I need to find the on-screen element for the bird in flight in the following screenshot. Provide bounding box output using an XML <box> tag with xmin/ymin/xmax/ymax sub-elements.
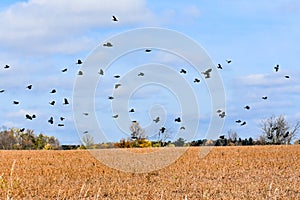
<box><xmin>4</xmin><ymin>65</ymin><xmax>10</xmax><ymax>69</ymax></box>
<box><xmin>145</xmin><ymin>49</ymin><xmax>151</xmax><ymax>53</ymax></box>
<box><xmin>108</xmin><ymin>96</ymin><xmax>114</xmax><ymax>100</ymax></box>
<box><xmin>194</xmin><ymin>78</ymin><xmax>200</xmax><ymax>83</ymax></box>
<box><xmin>129</xmin><ymin>108</ymin><xmax>135</xmax><ymax>113</ymax></box>
<box><xmin>114</xmin><ymin>83</ymin><xmax>121</xmax><ymax>89</ymax></box>
<box><xmin>240</xmin><ymin>121</ymin><xmax>246</xmax><ymax>126</ymax></box>
<box><xmin>50</xmin><ymin>89</ymin><xmax>56</xmax><ymax>94</ymax></box>
<box><xmin>202</xmin><ymin>68</ymin><xmax>212</xmax><ymax>78</ymax></box>
<box><xmin>219</xmin><ymin>111</ymin><xmax>226</xmax><ymax>118</ymax></box>
<box><xmin>76</xmin><ymin>59</ymin><xmax>82</xmax><ymax>64</ymax></box>
<box><xmin>112</xmin><ymin>114</ymin><xmax>118</xmax><ymax>118</ymax></box>
<box><xmin>63</xmin><ymin>98</ymin><xmax>69</xmax><ymax>105</ymax></box>
<box><xmin>244</xmin><ymin>105</ymin><xmax>250</xmax><ymax>110</ymax></box>
<box><xmin>0</xmin><ymin>90</ymin><xmax>4</xmax><ymax>93</ymax></box>
<box><xmin>217</xmin><ymin>64</ymin><xmax>222</xmax><ymax>69</ymax></box>
<box><xmin>103</xmin><ymin>42</ymin><xmax>113</xmax><ymax>47</ymax></box>
<box><xmin>114</xmin><ymin>75</ymin><xmax>120</xmax><ymax>78</ymax></box>
<box><xmin>77</xmin><ymin>71</ymin><xmax>83</xmax><ymax>75</ymax></box>
<box><xmin>13</xmin><ymin>101</ymin><xmax>19</xmax><ymax>105</ymax></box>
<box><xmin>284</xmin><ymin>75</ymin><xmax>290</xmax><ymax>79</ymax></box>
<box><xmin>58</xmin><ymin>124</ymin><xmax>64</xmax><ymax>127</ymax></box>
<box><xmin>98</xmin><ymin>69</ymin><xmax>104</xmax><ymax>75</ymax></box>
<box><xmin>274</xmin><ymin>64</ymin><xmax>279</xmax><ymax>72</ymax></box>
<box><xmin>174</xmin><ymin>117</ymin><xmax>181</xmax><ymax>123</ymax></box>
<box><xmin>262</xmin><ymin>96</ymin><xmax>268</xmax><ymax>100</ymax></box>
<box><xmin>160</xmin><ymin>127</ymin><xmax>166</xmax><ymax>133</ymax></box>
<box><xmin>236</xmin><ymin>120</ymin><xmax>242</xmax><ymax>123</ymax></box>
<box><xmin>83</xmin><ymin>113</ymin><xmax>89</xmax><ymax>116</ymax></box>
<box><xmin>25</xmin><ymin>114</ymin><xmax>35</xmax><ymax>120</ymax></box>
<box><xmin>226</xmin><ymin>59</ymin><xmax>232</xmax><ymax>64</ymax></box>
<box><xmin>49</xmin><ymin>101</ymin><xmax>55</xmax><ymax>106</ymax></box>
<box><xmin>153</xmin><ymin>117</ymin><xmax>160</xmax><ymax>123</ymax></box>
<box><xmin>26</xmin><ymin>84</ymin><xmax>32</xmax><ymax>90</ymax></box>
<box><xmin>138</xmin><ymin>72</ymin><xmax>144</xmax><ymax>76</ymax></box>
<box><xmin>180</xmin><ymin>126</ymin><xmax>186</xmax><ymax>130</ymax></box>
<box><xmin>60</xmin><ymin>117</ymin><xmax>65</xmax><ymax>121</ymax></box>
<box><xmin>180</xmin><ymin>69</ymin><xmax>187</xmax><ymax>74</ymax></box>
<box><xmin>20</xmin><ymin>128</ymin><xmax>25</xmax><ymax>132</ymax></box>
<box><xmin>61</xmin><ymin>68</ymin><xmax>67</xmax><ymax>73</ymax></box>
<box><xmin>48</xmin><ymin>117</ymin><xmax>54</xmax><ymax>124</ymax></box>
<box><xmin>112</xmin><ymin>15</ymin><xmax>118</xmax><ymax>22</ymax></box>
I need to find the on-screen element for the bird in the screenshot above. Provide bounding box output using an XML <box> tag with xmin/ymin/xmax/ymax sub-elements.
<box><xmin>63</xmin><ymin>98</ymin><xmax>69</xmax><ymax>105</ymax></box>
<box><xmin>32</xmin><ymin>114</ymin><xmax>36</xmax><ymax>119</ymax></box>
<box><xmin>20</xmin><ymin>128</ymin><xmax>25</xmax><ymax>132</ymax></box>
<box><xmin>60</xmin><ymin>117</ymin><xmax>65</xmax><ymax>121</ymax></box>
<box><xmin>98</xmin><ymin>69</ymin><xmax>104</xmax><ymax>75</ymax></box>
<box><xmin>194</xmin><ymin>78</ymin><xmax>200</xmax><ymax>83</ymax></box>
<box><xmin>284</xmin><ymin>75</ymin><xmax>290</xmax><ymax>79</ymax></box>
<box><xmin>83</xmin><ymin>113</ymin><xmax>89</xmax><ymax>116</ymax></box>
<box><xmin>160</xmin><ymin>127</ymin><xmax>166</xmax><ymax>133</ymax></box>
<box><xmin>58</xmin><ymin>124</ymin><xmax>64</xmax><ymax>127</ymax></box>
<box><xmin>112</xmin><ymin>15</ymin><xmax>118</xmax><ymax>22</ymax></box>
<box><xmin>77</xmin><ymin>70</ymin><xmax>83</xmax><ymax>75</ymax></box>
<box><xmin>76</xmin><ymin>59</ymin><xmax>82</xmax><ymax>64</ymax></box>
<box><xmin>274</xmin><ymin>64</ymin><xmax>279</xmax><ymax>72</ymax></box>
<box><xmin>283</xmin><ymin>131</ymin><xmax>289</xmax><ymax>138</ymax></box>
<box><xmin>114</xmin><ymin>83</ymin><xmax>121</xmax><ymax>89</ymax></box>
<box><xmin>180</xmin><ymin>69</ymin><xmax>187</xmax><ymax>74</ymax></box>
<box><xmin>180</xmin><ymin>126</ymin><xmax>186</xmax><ymax>130</ymax></box>
<box><xmin>25</xmin><ymin>114</ymin><xmax>33</xmax><ymax>120</ymax></box>
<box><xmin>174</xmin><ymin>117</ymin><xmax>181</xmax><ymax>123</ymax></box>
<box><xmin>216</xmin><ymin>109</ymin><xmax>222</xmax><ymax>113</ymax></box>
<box><xmin>4</xmin><ymin>65</ymin><xmax>10</xmax><ymax>69</ymax></box>
<box><xmin>103</xmin><ymin>42</ymin><xmax>113</xmax><ymax>47</ymax></box>
<box><xmin>219</xmin><ymin>111</ymin><xmax>226</xmax><ymax>118</ymax></box>
<box><xmin>48</xmin><ymin>117</ymin><xmax>54</xmax><ymax>124</ymax></box>
<box><xmin>0</xmin><ymin>90</ymin><xmax>4</xmax><ymax>93</ymax></box>
<box><xmin>217</xmin><ymin>64</ymin><xmax>222</xmax><ymax>69</ymax></box>
<box><xmin>240</xmin><ymin>121</ymin><xmax>246</xmax><ymax>126</ymax></box>
<box><xmin>108</xmin><ymin>96</ymin><xmax>114</xmax><ymax>100</ymax></box>
<box><xmin>61</xmin><ymin>68</ymin><xmax>67</xmax><ymax>73</ymax></box>
<box><xmin>129</xmin><ymin>108</ymin><xmax>135</xmax><ymax>113</ymax></box>
<box><xmin>145</xmin><ymin>49</ymin><xmax>151</xmax><ymax>52</ymax></box>
<box><xmin>114</xmin><ymin>75</ymin><xmax>120</xmax><ymax>78</ymax></box>
<box><xmin>138</xmin><ymin>72</ymin><xmax>144</xmax><ymax>76</ymax></box>
<box><xmin>219</xmin><ymin>135</ymin><xmax>225</xmax><ymax>140</ymax></box>
<box><xmin>226</xmin><ymin>59</ymin><xmax>232</xmax><ymax>64</ymax></box>
<box><xmin>83</xmin><ymin>130</ymin><xmax>89</xmax><ymax>134</ymax></box>
<box><xmin>262</xmin><ymin>96</ymin><xmax>268</xmax><ymax>100</ymax></box>
<box><xmin>153</xmin><ymin>117</ymin><xmax>160</xmax><ymax>123</ymax></box>
<box><xmin>244</xmin><ymin>105</ymin><xmax>250</xmax><ymax>110</ymax></box>
<box><xmin>202</xmin><ymin>68</ymin><xmax>212</xmax><ymax>78</ymax></box>
<box><xmin>13</xmin><ymin>101</ymin><xmax>19</xmax><ymax>105</ymax></box>
<box><xmin>49</xmin><ymin>101</ymin><xmax>55</xmax><ymax>106</ymax></box>
<box><xmin>26</xmin><ymin>84</ymin><xmax>32</xmax><ymax>90</ymax></box>
<box><xmin>112</xmin><ymin>114</ymin><xmax>118</xmax><ymax>118</ymax></box>
<box><xmin>50</xmin><ymin>89</ymin><xmax>56</xmax><ymax>94</ymax></box>
<box><xmin>236</xmin><ymin>120</ymin><xmax>242</xmax><ymax>123</ymax></box>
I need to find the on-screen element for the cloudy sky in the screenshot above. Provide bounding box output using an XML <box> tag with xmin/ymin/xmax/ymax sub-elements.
<box><xmin>0</xmin><ymin>0</ymin><xmax>299</xmax><ymax>144</ymax></box>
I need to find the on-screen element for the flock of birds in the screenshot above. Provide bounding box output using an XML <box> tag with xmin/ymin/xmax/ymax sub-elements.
<box><xmin>1</xmin><ymin>15</ymin><xmax>292</xmax><ymax>139</ymax></box>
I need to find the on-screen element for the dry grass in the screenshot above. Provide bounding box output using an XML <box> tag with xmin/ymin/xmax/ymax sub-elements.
<box><xmin>0</xmin><ymin>145</ymin><xmax>299</xmax><ymax>199</ymax></box>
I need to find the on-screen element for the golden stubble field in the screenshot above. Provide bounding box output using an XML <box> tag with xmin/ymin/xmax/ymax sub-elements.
<box><xmin>0</xmin><ymin>145</ymin><xmax>299</xmax><ymax>199</ymax></box>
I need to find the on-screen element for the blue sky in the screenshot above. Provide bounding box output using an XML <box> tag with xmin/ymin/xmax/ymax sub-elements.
<box><xmin>0</xmin><ymin>0</ymin><xmax>299</xmax><ymax>144</ymax></box>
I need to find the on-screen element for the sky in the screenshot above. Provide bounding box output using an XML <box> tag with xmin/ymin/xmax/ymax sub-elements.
<box><xmin>0</xmin><ymin>0</ymin><xmax>300</xmax><ymax>144</ymax></box>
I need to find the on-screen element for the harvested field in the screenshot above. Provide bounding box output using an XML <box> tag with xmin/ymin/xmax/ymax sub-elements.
<box><xmin>0</xmin><ymin>145</ymin><xmax>299</xmax><ymax>199</ymax></box>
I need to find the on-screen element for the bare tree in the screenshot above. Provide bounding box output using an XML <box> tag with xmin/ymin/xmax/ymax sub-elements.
<box><xmin>82</xmin><ymin>134</ymin><xmax>95</xmax><ymax>149</ymax></box>
<box><xmin>129</xmin><ymin>121</ymin><xmax>145</xmax><ymax>140</ymax></box>
<box><xmin>261</xmin><ymin>115</ymin><xmax>300</xmax><ymax>144</ymax></box>
<box><xmin>227</xmin><ymin>129</ymin><xmax>238</xmax><ymax>144</ymax></box>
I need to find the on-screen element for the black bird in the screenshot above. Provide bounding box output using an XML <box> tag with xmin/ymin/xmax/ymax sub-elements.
<box><xmin>217</xmin><ymin>64</ymin><xmax>222</xmax><ymax>69</ymax></box>
<box><xmin>114</xmin><ymin>83</ymin><xmax>121</xmax><ymax>89</ymax></box>
<box><xmin>226</xmin><ymin>59</ymin><xmax>232</xmax><ymax>64</ymax></box>
<box><xmin>112</xmin><ymin>114</ymin><xmax>118</xmax><ymax>118</ymax></box>
<box><xmin>129</xmin><ymin>108</ymin><xmax>135</xmax><ymax>113</ymax></box>
<box><xmin>48</xmin><ymin>117</ymin><xmax>54</xmax><ymax>124</ymax></box>
<box><xmin>50</xmin><ymin>89</ymin><xmax>56</xmax><ymax>94</ymax></box>
<box><xmin>194</xmin><ymin>78</ymin><xmax>200</xmax><ymax>83</ymax></box>
<box><xmin>58</xmin><ymin>124</ymin><xmax>64</xmax><ymax>127</ymax></box>
<box><xmin>174</xmin><ymin>117</ymin><xmax>181</xmax><ymax>123</ymax></box>
<box><xmin>76</xmin><ymin>59</ymin><xmax>82</xmax><ymax>64</ymax></box>
<box><xmin>83</xmin><ymin>113</ymin><xmax>89</xmax><ymax>116</ymax></box>
<box><xmin>26</xmin><ymin>84</ymin><xmax>32</xmax><ymax>90</ymax></box>
<box><xmin>103</xmin><ymin>42</ymin><xmax>113</xmax><ymax>47</ymax></box>
<box><xmin>153</xmin><ymin>117</ymin><xmax>160</xmax><ymax>123</ymax></box>
<box><xmin>13</xmin><ymin>101</ymin><xmax>19</xmax><ymax>105</ymax></box>
<box><xmin>202</xmin><ymin>68</ymin><xmax>212</xmax><ymax>78</ymax></box>
<box><xmin>284</xmin><ymin>75</ymin><xmax>290</xmax><ymax>79</ymax></box>
<box><xmin>32</xmin><ymin>114</ymin><xmax>36</xmax><ymax>119</ymax></box>
<box><xmin>219</xmin><ymin>111</ymin><xmax>226</xmax><ymax>118</ymax></box>
<box><xmin>180</xmin><ymin>126</ymin><xmax>186</xmax><ymax>130</ymax></box>
<box><xmin>262</xmin><ymin>96</ymin><xmax>268</xmax><ymax>100</ymax></box>
<box><xmin>77</xmin><ymin>70</ymin><xmax>83</xmax><ymax>75</ymax></box>
<box><xmin>138</xmin><ymin>72</ymin><xmax>144</xmax><ymax>76</ymax></box>
<box><xmin>145</xmin><ymin>49</ymin><xmax>151</xmax><ymax>52</ymax></box>
<box><xmin>60</xmin><ymin>117</ymin><xmax>65</xmax><ymax>121</ymax></box>
<box><xmin>180</xmin><ymin>69</ymin><xmax>187</xmax><ymax>74</ymax></box>
<box><xmin>62</xmin><ymin>68</ymin><xmax>67</xmax><ymax>72</ymax></box>
<box><xmin>216</xmin><ymin>109</ymin><xmax>222</xmax><ymax>113</ymax></box>
<box><xmin>112</xmin><ymin>15</ymin><xmax>118</xmax><ymax>22</ymax></box>
<box><xmin>236</xmin><ymin>120</ymin><xmax>242</xmax><ymax>123</ymax></box>
<box><xmin>283</xmin><ymin>131</ymin><xmax>289</xmax><ymax>138</ymax></box>
<box><xmin>25</xmin><ymin>114</ymin><xmax>32</xmax><ymax>120</ymax></box>
<box><xmin>98</xmin><ymin>69</ymin><xmax>104</xmax><ymax>75</ymax></box>
<box><xmin>63</xmin><ymin>98</ymin><xmax>69</xmax><ymax>105</ymax></box>
<box><xmin>274</xmin><ymin>64</ymin><xmax>279</xmax><ymax>72</ymax></box>
<box><xmin>49</xmin><ymin>101</ymin><xmax>55</xmax><ymax>106</ymax></box>
<box><xmin>219</xmin><ymin>135</ymin><xmax>225</xmax><ymax>140</ymax></box>
<box><xmin>108</xmin><ymin>96</ymin><xmax>114</xmax><ymax>100</ymax></box>
<box><xmin>240</xmin><ymin>121</ymin><xmax>246</xmax><ymax>126</ymax></box>
<box><xmin>114</xmin><ymin>75</ymin><xmax>120</xmax><ymax>78</ymax></box>
<box><xmin>244</xmin><ymin>105</ymin><xmax>250</xmax><ymax>110</ymax></box>
<box><xmin>0</xmin><ymin>90</ymin><xmax>4</xmax><ymax>93</ymax></box>
<box><xmin>4</xmin><ymin>64</ymin><xmax>10</xmax><ymax>69</ymax></box>
<box><xmin>160</xmin><ymin>127</ymin><xmax>166</xmax><ymax>133</ymax></box>
<box><xmin>83</xmin><ymin>130</ymin><xmax>89</xmax><ymax>134</ymax></box>
<box><xmin>20</xmin><ymin>128</ymin><xmax>25</xmax><ymax>132</ymax></box>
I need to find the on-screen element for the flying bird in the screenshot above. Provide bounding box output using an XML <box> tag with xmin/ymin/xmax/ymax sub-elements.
<box><xmin>240</xmin><ymin>121</ymin><xmax>247</xmax><ymax>126</ymax></box>
<box><xmin>244</xmin><ymin>105</ymin><xmax>250</xmax><ymax>110</ymax></box>
<box><xmin>103</xmin><ymin>42</ymin><xmax>113</xmax><ymax>47</ymax></box>
<box><xmin>76</xmin><ymin>59</ymin><xmax>82</xmax><ymax>64</ymax></box>
<box><xmin>4</xmin><ymin>65</ymin><xmax>10</xmax><ymax>69</ymax></box>
<box><xmin>217</xmin><ymin>64</ymin><xmax>222</xmax><ymax>69</ymax></box>
<box><xmin>216</xmin><ymin>109</ymin><xmax>222</xmax><ymax>113</ymax></box>
<box><xmin>262</xmin><ymin>96</ymin><xmax>268</xmax><ymax>100</ymax></box>
<box><xmin>83</xmin><ymin>113</ymin><xmax>89</xmax><ymax>116</ymax></box>
<box><xmin>108</xmin><ymin>96</ymin><xmax>114</xmax><ymax>100</ymax></box>
<box><xmin>138</xmin><ymin>72</ymin><xmax>144</xmax><ymax>76</ymax></box>
<box><xmin>32</xmin><ymin>114</ymin><xmax>36</xmax><ymax>119</ymax></box>
<box><xmin>180</xmin><ymin>69</ymin><xmax>187</xmax><ymax>74</ymax></box>
<box><xmin>25</xmin><ymin>114</ymin><xmax>33</xmax><ymax>120</ymax></box>
<box><xmin>284</xmin><ymin>75</ymin><xmax>290</xmax><ymax>79</ymax></box>
<box><xmin>60</xmin><ymin>117</ymin><xmax>65</xmax><ymax>121</ymax></box>
<box><xmin>180</xmin><ymin>126</ymin><xmax>186</xmax><ymax>130</ymax></box>
<box><xmin>58</xmin><ymin>124</ymin><xmax>64</xmax><ymax>127</ymax></box>
<box><xmin>153</xmin><ymin>117</ymin><xmax>160</xmax><ymax>123</ymax></box>
<box><xmin>129</xmin><ymin>108</ymin><xmax>135</xmax><ymax>113</ymax></box>
<box><xmin>61</xmin><ymin>68</ymin><xmax>67</xmax><ymax>73</ymax></box>
<box><xmin>13</xmin><ymin>101</ymin><xmax>19</xmax><ymax>105</ymax></box>
<box><xmin>98</xmin><ymin>69</ymin><xmax>104</xmax><ymax>75</ymax></box>
<box><xmin>26</xmin><ymin>84</ymin><xmax>32</xmax><ymax>90</ymax></box>
<box><xmin>48</xmin><ymin>117</ymin><xmax>54</xmax><ymax>124</ymax></box>
<box><xmin>114</xmin><ymin>75</ymin><xmax>120</xmax><ymax>78</ymax></box>
<box><xmin>236</xmin><ymin>120</ymin><xmax>242</xmax><ymax>123</ymax></box>
<box><xmin>174</xmin><ymin>117</ymin><xmax>181</xmax><ymax>123</ymax></box>
<box><xmin>194</xmin><ymin>78</ymin><xmax>200</xmax><ymax>83</ymax></box>
<box><xmin>0</xmin><ymin>90</ymin><xmax>4</xmax><ymax>93</ymax></box>
<box><xmin>226</xmin><ymin>59</ymin><xmax>232</xmax><ymax>64</ymax></box>
<box><xmin>145</xmin><ymin>49</ymin><xmax>151</xmax><ymax>52</ymax></box>
<box><xmin>202</xmin><ymin>68</ymin><xmax>212</xmax><ymax>78</ymax></box>
<box><xmin>114</xmin><ymin>83</ymin><xmax>121</xmax><ymax>89</ymax></box>
<box><xmin>112</xmin><ymin>15</ymin><xmax>118</xmax><ymax>22</ymax></box>
<box><xmin>77</xmin><ymin>70</ymin><xmax>83</xmax><ymax>75</ymax></box>
<box><xmin>49</xmin><ymin>101</ymin><xmax>55</xmax><ymax>106</ymax></box>
<box><xmin>274</xmin><ymin>64</ymin><xmax>279</xmax><ymax>72</ymax></box>
<box><xmin>112</xmin><ymin>114</ymin><xmax>118</xmax><ymax>118</ymax></box>
<box><xmin>50</xmin><ymin>89</ymin><xmax>56</xmax><ymax>94</ymax></box>
<box><xmin>20</xmin><ymin>128</ymin><xmax>25</xmax><ymax>132</ymax></box>
<box><xmin>63</xmin><ymin>98</ymin><xmax>69</xmax><ymax>105</ymax></box>
<box><xmin>160</xmin><ymin>127</ymin><xmax>166</xmax><ymax>133</ymax></box>
<box><xmin>83</xmin><ymin>131</ymin><xmax>89</xmax><ymax>134</ymax></box>
<box><xmin>219</xmin><ymin>111</ymin><xmax>226</xmax><ymax>118</ymax></box>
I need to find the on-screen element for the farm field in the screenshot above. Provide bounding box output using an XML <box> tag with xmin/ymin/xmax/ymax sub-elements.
<box><xmin>0</xmin><ymin>145</ymin><xmax>299</xmax><ymax>199</ymax></box>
